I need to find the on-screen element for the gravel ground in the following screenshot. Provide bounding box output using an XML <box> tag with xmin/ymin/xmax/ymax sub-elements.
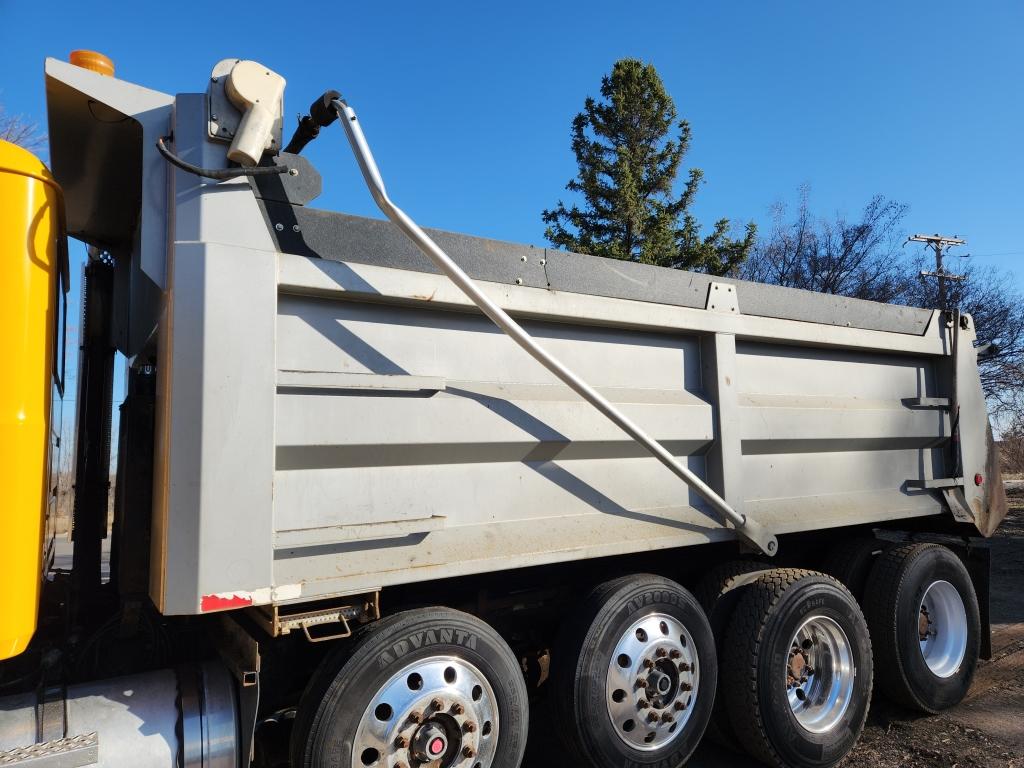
<box><xmin>525</xmin><ymin>485</ymin><xmax>1024</xmax><ymax>768</ymax></box>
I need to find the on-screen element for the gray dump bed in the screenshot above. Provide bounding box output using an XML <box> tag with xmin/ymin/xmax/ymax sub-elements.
<box><xmin>43</xmin><ymin>59</ymin><xmax>1005</xmax><ymax>616</ymax></box>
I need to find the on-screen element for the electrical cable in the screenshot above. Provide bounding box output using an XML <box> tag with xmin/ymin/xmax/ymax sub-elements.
<box><xmin>156</xmin><ymin>136</ymin><xmax>289</xmax><ymax>180</ymax></box>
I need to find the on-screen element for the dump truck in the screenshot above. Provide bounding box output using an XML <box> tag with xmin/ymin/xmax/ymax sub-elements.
<box><xmin>0</xmin><ymin>52</ymin><xmax>1009</xmax><ymax>768</ymax></box>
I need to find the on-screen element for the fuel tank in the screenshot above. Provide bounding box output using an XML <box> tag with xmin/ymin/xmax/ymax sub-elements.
<box><xmin>0</xmin><ymin>139</ymin><xmax>66</xmax><ymax>660</ymax></box>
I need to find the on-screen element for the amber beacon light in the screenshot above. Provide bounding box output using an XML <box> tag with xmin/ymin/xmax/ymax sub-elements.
<box><xmin>69</xmin><ymin>49</ymin><xmax>115</xmax><ymax>77</ymax></box>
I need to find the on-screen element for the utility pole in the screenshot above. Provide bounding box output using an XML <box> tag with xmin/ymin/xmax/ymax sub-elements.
<box><xmin>908</xmin><ymin>233</ymin><xmax>967</xmax><ymax>311</ymax></box>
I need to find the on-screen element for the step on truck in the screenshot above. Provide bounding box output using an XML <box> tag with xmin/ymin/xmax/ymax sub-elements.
<box><xmin>0</xmin><ymin>52</ymin><xmax>1010</xmax><ymax>768</ymax></box>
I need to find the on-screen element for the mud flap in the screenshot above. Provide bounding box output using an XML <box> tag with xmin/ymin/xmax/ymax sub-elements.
<box><xmin>975</xmin><ymin>424</ymin><xmax>1009</xmax><ymax>537</ymax></box>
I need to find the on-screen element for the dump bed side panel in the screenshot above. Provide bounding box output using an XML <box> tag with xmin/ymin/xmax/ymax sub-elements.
<box><xmin>272</xmin><ymin>293</ymin><xmax>716</xmax><ymax>589</ymax></box>
<box><xmin>735</xmin><ymin>342</ymin><xmax>946</xmax><ymax>526</ymax></box>
<box><xmin>154</xmin><ymin>244</ymin><xmax>960</xmax><ymax>612</ymax></box>
<box><xmin>265</xmin><ymin>268</ymin><xmax>949</xmax><ymax>603</ymax></box>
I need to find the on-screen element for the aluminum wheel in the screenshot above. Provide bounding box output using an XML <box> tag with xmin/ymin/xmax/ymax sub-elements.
<box><xmin>785</xmin><ymin>615</ymin><xmax>855</xmax><ymax>734</ymax></box>
<box><xmin>352</xmin><ymin>655</ymin><xmax>498</xmax><ymax>768</ymax></box>
<box><xmin>918</xmin><ymin>579</ymin><xmax>968</xmax><ymax>678</ymax></box>
<box><xmin>605</xmin><ymin>612</ymin><xmax>700</xmax><ymax>751</ymax></box>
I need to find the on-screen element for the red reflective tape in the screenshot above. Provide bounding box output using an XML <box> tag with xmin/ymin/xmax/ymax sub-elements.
<box><xmin>429</xmin><ymin>738</ymin><xmax>445</xmax><ymax>755</ymax></box>
<box><xmin>201</xmin><ymin>593</ymin><xmax>253</xmax><ymax>612</ymax></box>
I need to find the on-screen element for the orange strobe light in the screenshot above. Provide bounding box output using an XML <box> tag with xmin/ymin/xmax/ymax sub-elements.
<box><xmin>69</xmin><ymin>49</ymin><xmax>115</xmax><ymax>77</ymax></box>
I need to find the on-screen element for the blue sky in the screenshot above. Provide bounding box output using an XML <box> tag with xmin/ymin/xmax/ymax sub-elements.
<box><xmin>3</xmin><ymin>0</ymin><xmax>1022</xmax><ymax>287</ymax></box>
<box><xmin>2</xmin><ymin>1</ymin><xmax>1021</xmax><ymax>450</ymax></box>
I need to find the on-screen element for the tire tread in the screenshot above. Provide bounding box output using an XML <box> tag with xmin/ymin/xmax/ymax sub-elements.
<box><xmin>863</xmin><ymin>542</ymin><xmax>979</xmax><ymax>713</ymax></box>
<box><xmin>693</xmin><ymin>560</ymin><xmax>771</xmax><ymax>746</ymax></box>
<box><xmin>720</xmin><ymin>568</ymin><xmax>872</xmax><ymax>768</ymax></box>
<box><xmin>821</xmin><ymin>537</ymin><xmax>885</xmax><ymax>602</ymax></box>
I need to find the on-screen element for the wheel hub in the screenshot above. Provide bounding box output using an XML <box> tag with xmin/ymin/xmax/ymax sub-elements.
<box><xmin>648</xmin><ymin>667</ymin><xmax>673</xmax><ymax>698</ymax></box>
<box><xmin>605</xmin><ymin>613</ymin><xmax>699</xmax><ymax>751</ymax></box>
<box><xmin>411</xmin><ymin>721</ymin><xmax>450</xmax><ymax>763</ymax></box>
<box><xmin>785</xmin><ymin>616</ymin><xmax>854</xmax><ymax>734</ymax></box>
<box><xmin>918</xmin><ymin>580</ymin><xmax>968</xmax><ymax>678</ymax></box>
<box><xmin>351</xmin><ymin>657</ymin><xmax>497</xmax><ymax>768</ymax></box>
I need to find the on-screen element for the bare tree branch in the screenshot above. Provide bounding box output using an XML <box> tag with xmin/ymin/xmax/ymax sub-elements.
<box><xmin>744</xmin><ymin>189</ymin><xmax>1024</xmax><ymax>424</ymax></box>
<box><xmin>0</xmin><ymin>104</ymin><xmax>46</xmax><ymax>152</ymax></box>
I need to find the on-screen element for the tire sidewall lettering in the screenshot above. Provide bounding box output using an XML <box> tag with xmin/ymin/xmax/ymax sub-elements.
<box><xmin>622</xmin><ymin>589</ymin><xmax>682</xmax><ymax>621</ymax></box>
<box><xmin>375</xmin><ymin>628</ymin><xmax>479</xmax><ymax>669</ymax></box>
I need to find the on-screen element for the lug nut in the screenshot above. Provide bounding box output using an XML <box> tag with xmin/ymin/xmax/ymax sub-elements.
<box><xmin>642</xmin><ymin>658</ymin><xmax>655</xmax><ymax>669</ymax></box>
<box><xmin>655</xmin><ymin>648</ymin><xmax>667</xmax><ymax>658</ymax></box>
<box><xmin>674</xmin><ymin>701</ymin><xmax>687</xmax><ymax>711</ymax></box>
<box><xmin>463</xmin><ymin>721</ymin><xmax>477</xmax><ymax>733</ymax></box>
<box><xmin>451</xmin><ymin>703</ymin><xmax>465</xmax><ymax>715</ymax></box>
<box><xmin>638</xmin><ymin>699</ymin><xmax>649</xmax><ymax>709</ymax></box>
<box><xmin>647</xmin><ymin>712</ymin><xmax>659</xmax><ymax>723</ymax></box>
<box><xmin>661</xmin><ymin>712</ymin><xmax>674</xmax><ymax>723</ymax></box>
<box><xmin>408</xmin><ymin>711</ymin><xmax>424</xmax><ymax>724</ymax></box>
<box><xmin>395</xmin><ymin>735</ymin><xmax>410</xmax><ymax>749</ymax></box>
<box><xmin>669</xmin><ymin>649</ymin><xmax>681</xmax><ymax>659</ymax></box>
<box><xmin>680</xmin><ymin>682</ymin><xmax>692</xmax><ymax>692</ymax></box>
<box><xmin>430</xmin><ymin>698</ymin><xmax>444</xmax><ymax>711</ymax></box>
<box><xmin>462</xmin><ymin>746</ymin><xmax>476</xmax><ymax>758</ymax></box>
<box><xmin>678</xmin><ymin>662</ymin><xmax>690</xmax><ymax>672</ymax></box>
<box><xmin>635</xmin><ymin>677</ymin><xmax>647</xmax><ymax>688</ymax></box>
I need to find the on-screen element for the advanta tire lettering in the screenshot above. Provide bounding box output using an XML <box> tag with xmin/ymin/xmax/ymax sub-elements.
<box><xmin>376</xmin><ymin>628</ymin><xmax>479</xmax><ymax>668</ymax></box>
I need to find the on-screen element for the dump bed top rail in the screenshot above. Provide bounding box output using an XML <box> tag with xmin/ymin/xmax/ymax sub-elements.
<box><xmin>257</xmin><ymin>209</ymin><xmax>934</xmax><ymax>340</ymax></box>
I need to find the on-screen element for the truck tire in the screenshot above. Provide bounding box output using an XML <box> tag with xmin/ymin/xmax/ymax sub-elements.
<box><xmin>820</xmin><ymin>537</ymin><xmax>887</xmax><ymax>603</ymax></box>
<box><xmin>693</xmin><ymin>560</ymin><xmax>771</xmax><ymax>745</ymax></box>
<box><xmin>863</xmin><ymin>543</ymin><xmax>980</xmax><ymax>713</ymax></box>
<box><xmin>290</xmin><ymin>608</ymin><xmax>529</xmax><ymax>768</ymax></box>
<box><xmin>551</xmin><ymin>574</ymin><xmax>716</xmax><ymax>767</ymax></box>
<box><xmin>720</xmin><ymin>569</ymin><xmax>873</xmax><ymax>768</ymax></box>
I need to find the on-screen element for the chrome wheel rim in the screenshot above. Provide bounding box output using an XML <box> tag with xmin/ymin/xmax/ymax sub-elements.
<box><xmin>786</xmin><ymin>616</ymin><xmax>855</xmax><ymax>734</ymax></box>
<box><xmin>605</xmin><ymin>612</ymin><xmax>700</xmax><ymax>751</ymax></box>
<box><xmin>918</xmin><ymin>580</ymin><xmax>968</xmax><ymax>678</ymax></box>
<box><xmin>352</xmin><ymin>655</ymin><xmax>498</xmax><ymax>768</ymax></box>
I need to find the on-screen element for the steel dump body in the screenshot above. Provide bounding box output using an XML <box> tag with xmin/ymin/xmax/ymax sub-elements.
<box><xmin>39</xmin><ymin>61</ymin><xmax>1000</xmax><ymax>618</ymax></box>
<box><xmin>153</xmin><ymin>111</ymin><xmax>992</xmax><ymax>617</ymax></box>
<box><xmin>157</xmin><ymin>219</ymin><xmax>966</xmax><ymax>616</ymax></box>
<box><xmin>151</xmin><ymin>115</ymin><xmax>978</xmax><ymax>615</ymax></box>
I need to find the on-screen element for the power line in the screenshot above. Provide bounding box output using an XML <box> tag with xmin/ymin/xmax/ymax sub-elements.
<box><xmin>966</xmin><ymin>250</ymin><xmax>1024</xmax><ymax>258</ymax></box>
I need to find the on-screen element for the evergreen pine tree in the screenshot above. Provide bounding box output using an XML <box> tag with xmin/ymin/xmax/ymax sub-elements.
<box><xmin>542</xmin><ymin>59</ymin><xmax>754</xmax><ymax>275</ymax></box>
